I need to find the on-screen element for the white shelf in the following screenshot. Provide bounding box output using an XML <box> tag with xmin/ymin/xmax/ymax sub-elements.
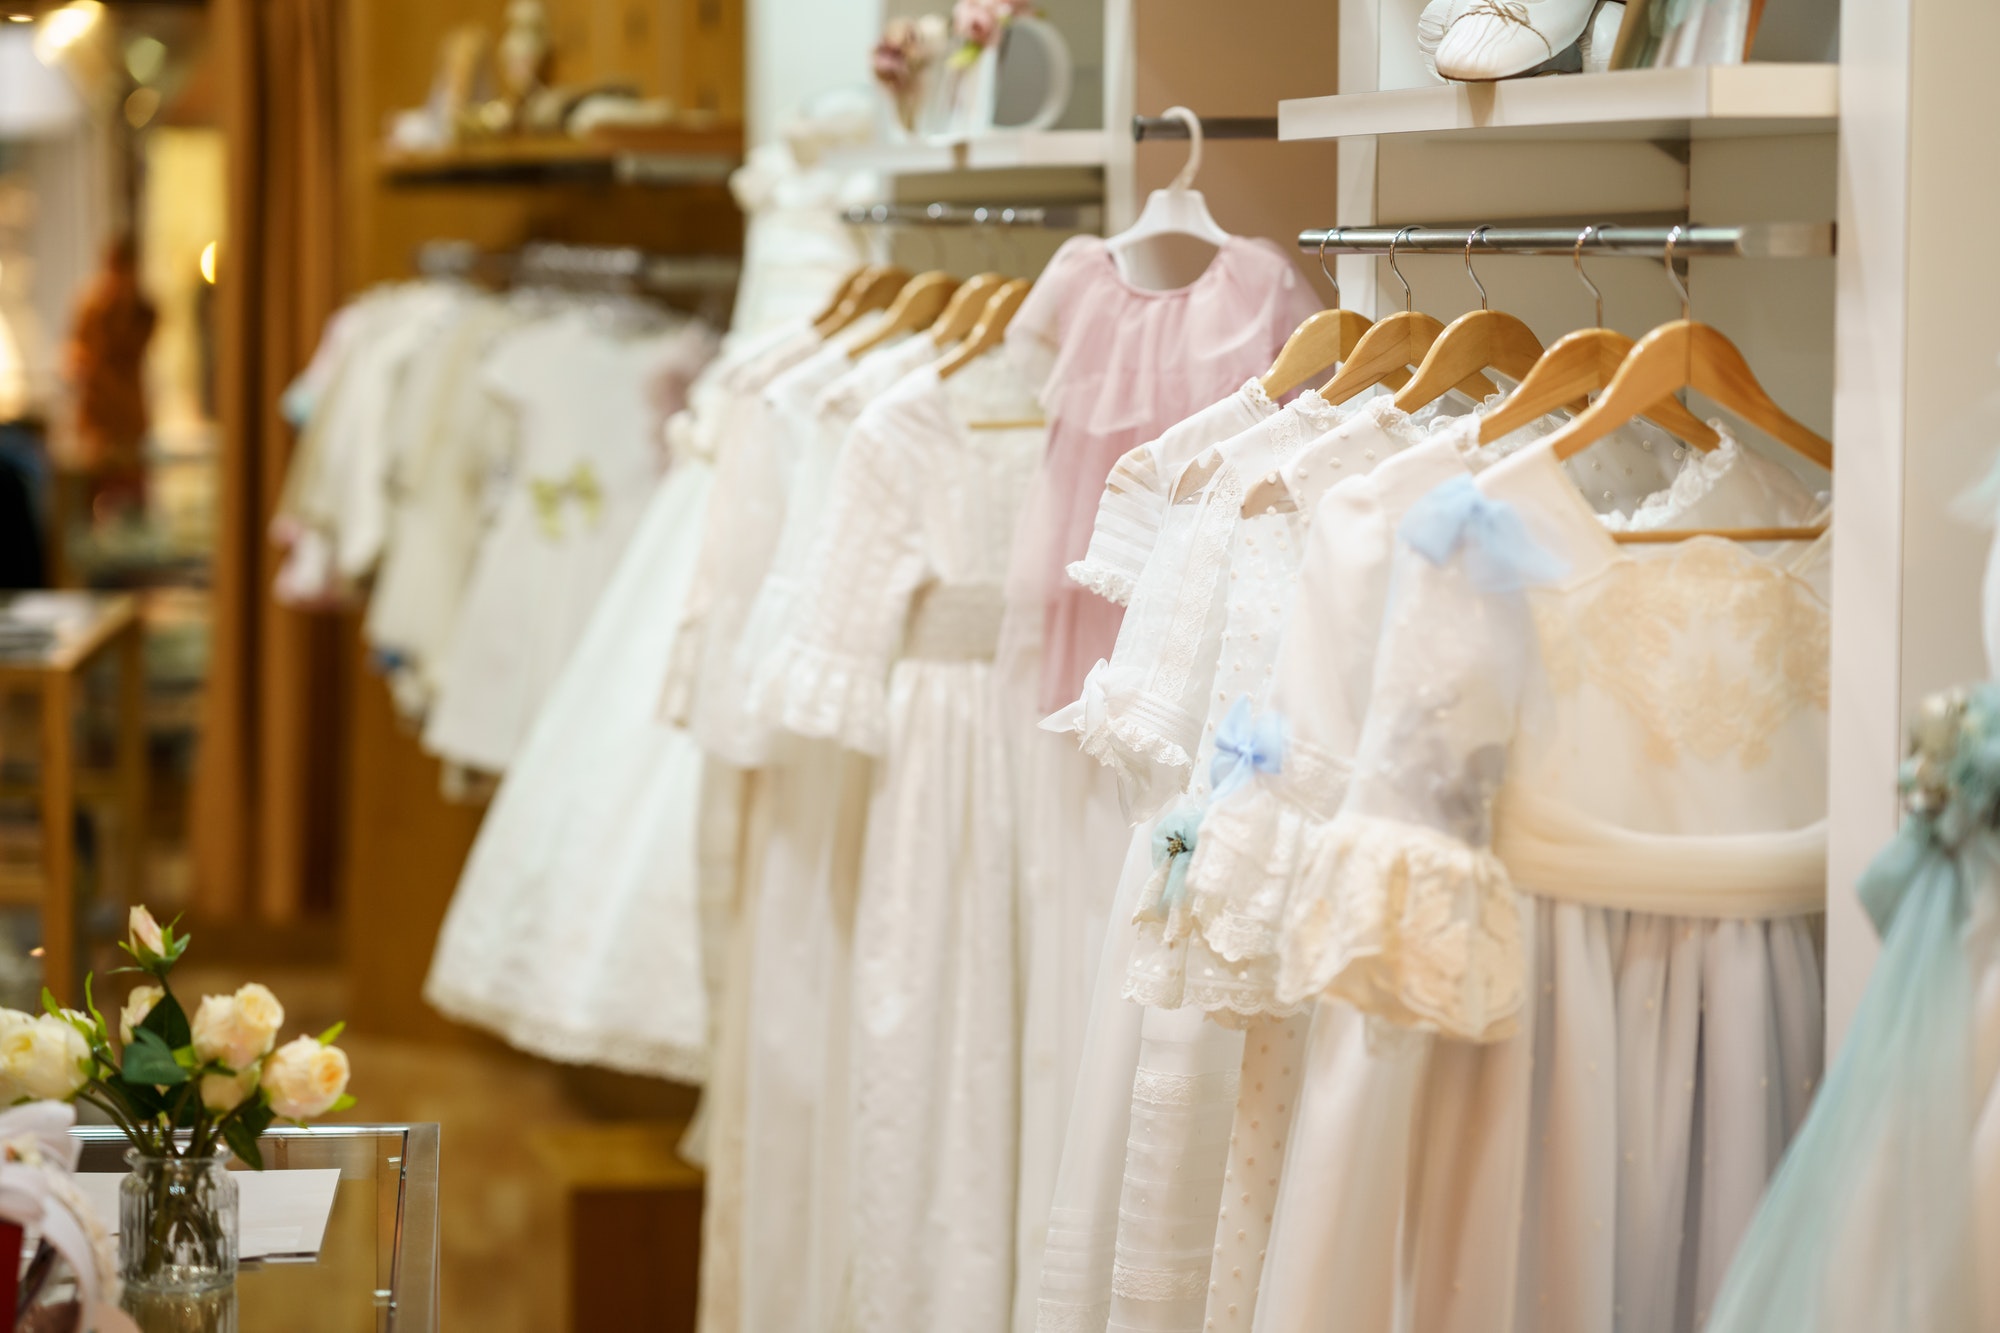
<box><xmin>823</xmin><ymin>128</ymin><xmax>1109</xmax><ymax>175</ymax></box>
<box><xmin>1279</xmin><ymin>63</ymin><xmax>1838</xmax><ymax>143</ymax></box>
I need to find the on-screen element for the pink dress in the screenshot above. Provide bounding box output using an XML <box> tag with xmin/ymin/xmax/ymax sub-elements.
<box><xmin>1005</xmin><ymin>236</ymin><xmax>1320</xmax><ymax>712</ymax></box>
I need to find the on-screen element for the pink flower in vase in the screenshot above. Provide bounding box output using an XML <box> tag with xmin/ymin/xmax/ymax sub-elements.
<box><xmin>952</xmin><ymin>0</ymin><xmax>1001</xmax><ymax>47</ymax></box>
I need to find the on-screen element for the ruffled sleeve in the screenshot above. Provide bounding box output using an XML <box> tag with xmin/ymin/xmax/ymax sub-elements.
<box><xmin>1064</xmin><ymin>442</ymin><xmax>1163</xmax><ymax>606</ymax></box>
<box><xmin>753</xmin><ymin>386</ymin><xmax>931</xmax><ymax>756</ymax></box>
<box><xmin>1273</xmin><ymin>476</ymin><xmax>1560</xmax><ymax>1042</ymax></box>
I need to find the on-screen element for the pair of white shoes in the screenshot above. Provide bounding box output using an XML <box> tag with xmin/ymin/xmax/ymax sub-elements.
<box><xmin>1419</xmin><ymin>0</ymin><xmax>1627</xmax><ymax>82</ymax></box>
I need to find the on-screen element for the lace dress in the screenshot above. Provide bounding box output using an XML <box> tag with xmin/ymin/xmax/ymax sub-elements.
<box><xmin>1257</xmin><ymin>434</ymin><xmax>1831</xmax><ymax>1333</ymax></box>
<box><xmin>1034</xmin><ymin>393</ymin><xmax>1429</xmax><ymax>1333</ymax></box>
<box><xmin>1008</xmin><ymin>380</ymin><xmax>1273</xmax><ymax>1333</ymax></box>
<box><xmin>758</xmin><ymin>352</ymin><xmax>1044</xmax><ymax>1333</ymax></box>
<box><xmin>734</xmin><ymin>327</ymin><xmax>945</xmax><ymax>1333</ymax></box>
<box><xmin>421</xmin><ymin>379</ymin><xmax>716</xmax><ymax>1081</ymax></box>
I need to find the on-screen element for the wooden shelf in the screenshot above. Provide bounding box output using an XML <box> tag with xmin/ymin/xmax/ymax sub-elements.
<box><xmin>822</xmin><ymin>128</ymin><xmax>1109</xmax><ymax>176</ymax></box>
<box><xmin>379</xmin><ymin>124</ymin><xmax>744</xmax><ymax>187</ymax></box>
<box><xmin>1279</xmin><ymin>63</ymin><xmax>1839</xmax><ymax>143</ymax></box>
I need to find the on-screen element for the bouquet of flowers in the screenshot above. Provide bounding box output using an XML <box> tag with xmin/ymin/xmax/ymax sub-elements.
<box><xmin>871</xmin><ymin>15</ymin><xmax>950</xmax><ymax>131</ymax></box>
<box><xmin>0</xmin><ymin>907</ymin><xmax>353</xmax><ymax>1170</ymax></box>
<box><xmin>947</xmin><ymin>0</ymin><xmax>1037</xmax><ymax>67</ymax></box>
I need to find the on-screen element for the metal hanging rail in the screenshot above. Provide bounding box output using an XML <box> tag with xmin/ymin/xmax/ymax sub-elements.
<box><xmin>1294</xmin><ymin>222</ymin><xmax>1835</xmax><ymax>259</ymax></box>
<box><xmin>841</xmin><ymin>202</ymin><xmax>1103</xmax><ymax>230</ymax></box>
<box><xmin>1132</xmin><ymin>114</ymin><xmax>1280</xmax><ymax>141</ymax></box>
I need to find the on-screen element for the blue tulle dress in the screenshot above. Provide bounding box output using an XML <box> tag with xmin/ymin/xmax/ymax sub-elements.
<box><xmin>1704</xmin><ymin>682</ymin><xmax>2000</xmax><ymax>1333</ymax></box>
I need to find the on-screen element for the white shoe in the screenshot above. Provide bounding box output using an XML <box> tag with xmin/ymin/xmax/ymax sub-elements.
<box><xmin>1434</xmin><ymin>0</ymin><xmax>1601</xmax><ymax>81</ymax></box>
<box><xmin>1417</xmin><ymin>0</ymin><xmax>1470</xmax><ymax>82</ymax></box>
<box><xmin>1579</xmin><ymin>0</ymin><xmax>1626</xmax><ymax>73</ymax></box>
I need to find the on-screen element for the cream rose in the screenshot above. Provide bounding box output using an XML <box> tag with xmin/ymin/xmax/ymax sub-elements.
<box><xmin>200</xmin><ymin>1066</ymin><xmax>260</xmax><ymax>1113</ymax></box>
<box><xmin>191</xmin><ymin>984</ymin><xmax>284</xmax><ymax>1071</ymax></box>
<box><xmin>119</xmin><ymin>985</ymin><xmax>164</xmax><ymax>1045</ymax></box>
<box><xmin>260</xmin><ymin>1037</ymin><xmax>349</xmax><ymax>1120</ymax></box>
<box><xmin>2</xmin><ymin>1015</ymin><xmax>90</xmax><ymax>1100</ymax></box>
<box><xmin>128</xmin><ymin>906</ymin><xmax>165</xmax><ymax>956</ymax></box>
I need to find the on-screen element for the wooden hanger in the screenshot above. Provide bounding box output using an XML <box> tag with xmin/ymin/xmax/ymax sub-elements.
<box><xmin>936</xmin><ymin>279</ymin><xmax>1031</xmax><ymax>380</ymax></box>
<box><xmin>846</xmin><ymin>271</ymin><xmax>960</xmax><ymax>356</ymax></box>
<box><xmin>931</xmin><ymin>273</ymin><xmax>1008</xmax><ymax>348</ymax></box>
<box><xmin>1541</xmin><ymin>228</ymin><xmax>1831</xmax><ymax>544</ymax></box>
<box><xmin>1392</xmin><ymin>229</ymin><xmax>1552</xmax><ymax>413</ymax></box>
<box><xmin>1478</xmin><ymin>227</ymin><xmax>1719</xmax><ymax>448</ymax></box>
<box><xmin>1261</xmin><ymin>233</ymin><xmax>1375</xmax><ymax>398</ymax></box>
<box><xmin>816</xmin><ymin>265</ymin><xmax>910</xmax><ymax>336</ymax></box>
<box><xmin>1318</xmin><ymin>229</ymin><xmax>1498</xmax><ymax>408</ymax></box>
<box><xmin>809</xmin><ymin>265</ymin><xmax>871</xmax><ymax>328</ymax></box>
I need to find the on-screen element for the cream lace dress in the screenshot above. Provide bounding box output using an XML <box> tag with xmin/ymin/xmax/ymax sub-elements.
<box><xmin>758</xmin><ymin>352</ymin><xmax>1045</xmax><ymax>1333</ymax></box>
<box><xmin>1256</xmin><ymin>433</ymin><xmax>1830</xmax><ymax>1333</ymax></box>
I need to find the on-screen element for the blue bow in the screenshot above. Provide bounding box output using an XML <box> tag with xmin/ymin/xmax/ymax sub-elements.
<box><xmin>1400</xmin><ymin>475</ymin><xmax>1569</xmax><ymax>593</ymax></box>
<box><xmin>1209</xmin><ymin>695</ymin><xmax>1286</xmax><ymax>801</ymax></box>
<box><xmin>1135</xmin><ymin>808</ymin><xmax>1203</xmax><ymax>926</ymax></box>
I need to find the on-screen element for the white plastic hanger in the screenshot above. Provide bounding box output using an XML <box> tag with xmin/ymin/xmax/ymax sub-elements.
<box><xmin>1104</xmin><ymin>106</ymin><xmax>1233</xmax><ymax>288</ymax></box>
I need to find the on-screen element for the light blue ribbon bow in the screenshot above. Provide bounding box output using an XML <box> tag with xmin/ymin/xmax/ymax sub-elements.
<box><xmin>1136</xmin><ymin>808</ymin><xmax>1204</xmax><ymax>925</ymax></box>
<box><xmin>1209</xmin><ymin>695</ymin><xmax>1286</xmax><ymax>801</ymax></box>
<box><xmin>1400</xmin><ymin>475</ymin><xmax>1569</xmax><ymax>593</ymax></box>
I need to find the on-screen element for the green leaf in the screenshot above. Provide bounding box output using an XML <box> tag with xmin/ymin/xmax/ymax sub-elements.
<box><xmin>39</xmin><ymin>988</ymin><xmax>58</xmax><ymax>1019</ymax></box>
<box><xmin>83</xmin><ymin>975</ymin><xmax>106</xmax><ymax>1038</ymax></box>
<box><xmin>329</xmin><ymin>1094</ymin><xmax>357</xmax><ymax>1113</ymax></box>
<box><xmin>103</xmin><ymin>1073</ymin><xmax>169</xmax><ymax>1119</ymax></box>
<box><xmin>222</xmin><ymin>1118</ymin><xmax>264</xmax><ymax>1171</ymax></box>
<box><xmin>121</xmin><ymin>1029</ymin><xmax>187</xmax><ymax>1087</ymax></box>
<box><xmin>137</xmin><ymin>990</ymin><xmax>191</xmax><ymax>1050</ymax></box>
<box><xmin>316</xmin><ymin>1022</ymin><xmax>345</xmax><ymax>1047</ymax></box>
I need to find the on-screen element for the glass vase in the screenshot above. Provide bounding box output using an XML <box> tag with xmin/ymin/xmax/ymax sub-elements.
<box><xmin>119</xmin><ymin>1150</ymin><xmax>238</xmax><ymax>1296</ymax></box>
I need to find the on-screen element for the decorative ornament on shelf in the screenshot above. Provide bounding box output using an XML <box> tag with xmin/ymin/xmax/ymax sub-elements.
<box><xmin>871</xmin><ymin>15</ymin><xmax>950</xmax><ymax>135</ymax></box>
<box><xmin>0</xmin><ymin>906</ymin><xmax>355</xmax><ymax>1299</ymax></box>
<box><xmin>1420</xmin><ymin>0</ymin><xmax>1764</xmax><ymax>83</ymax></box>
<box><xmin>930</xmin><ymin>1</ymin><xmax>1070</xmax><ymax>141</ymax></box>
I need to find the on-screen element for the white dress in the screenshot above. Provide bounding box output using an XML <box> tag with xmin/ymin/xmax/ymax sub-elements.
<box><xmin>1012</xmin><ymin>380</ymin><xmax>1277</xmax><ymax>1333</ymax></box>
<box><xmin>735</xmin><ymin>326</ymin><xmax>943</xmax><ymax>1333</ymax></box>
<box><xmin>1260</xmin><ymin>434</ymin><xmax>1830</xmax><ymax>1333</ymax></box>
<box><xmin>1036</xmin><ymin>392</ymin><xmax>1428</xmax><ymax>1333</ymax></box>
<box><xmin>364</xmin><ymin>299</ymin><xmax>528</xmax><ymax>720</ymax></box>
<box><xmin>421</xmin><ymin>393</ymin><xmax>716</xmax><ymax>1080</ymax></box>
<box><xmin>422</xmin><ymin>309</ymin><xmax>710</xmax><ymax>773</ymax></box>
<box><xmin>758</xmin><ymin>354</ymin><xmax>1045</xmax><ymax>1333</ymax></box>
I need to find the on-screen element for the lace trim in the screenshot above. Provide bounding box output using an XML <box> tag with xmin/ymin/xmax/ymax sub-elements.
<box><xmin>1275</xmin><ymin>810</ymin><xmax>1524</xmax><ymax>1042</ymax></box>
<box><xmin>1130</xmin><ymin>1066</ymin><xmax>1240</xmax><ymax>1106</ymax></box>
<box><xmin>1598</xmin><ymin>430</ymin><xmax>1742</xmax><ymax>532</ymax></box>
<box><xmin>424</xmin><ymin>976</ymin><xmax>709</xmax><ymax>1084</ymax></box>
<box><xmin>1076</xmin><ymin>709</ymin><xmax>1195</xmax><ymax>784</ymax></box>
<box><xmin>1152</xmin><ymin>465</ymin><xmax>1243</xmax><ymax>706</ymax></box>
<box><xmin>1036</xmin><ymin>1299</ymin><xmax>1112</xmax><ymax>1333</ymax></box>
<box><xmin>1238</xmin><ymin>375</ymin><xmax>1277</xmax><ymax>413</ymax></box>
<box><xmin>1112</xmin><ymin>1263</ymin><xmax>1213</xmax><ymax>1302</ymax></box>
<box><xmin>755</xmin><ymin>636</ymin><xmax>890</xmax><ymax>756</ymax></box>
<box><xmin>1068</xmin><ymin>558</ymin><xmax>1140</xmax><ymax>606</ymax></box>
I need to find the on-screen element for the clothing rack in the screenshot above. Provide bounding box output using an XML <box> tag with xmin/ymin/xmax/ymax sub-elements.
<box><xmin>1131</xmin><ymin>114</ymin><xmax>1278</xmax><ymax>141</ymax></box>
<box><xmin>412</xmin><ymin>239</ymin><xmax>741</xmax><ymax>291</ymax></box>
<box><xmin>840</xmin><ymin>202</ymin><xmax>1103</xmax><ymax>231</ymax></box>
<box><xmin>1294</xmin><ymin>222</ymin><xmax>1836</xmax><ymax>259</ymax></box>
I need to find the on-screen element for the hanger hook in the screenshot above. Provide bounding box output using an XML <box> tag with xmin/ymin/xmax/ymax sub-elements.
<box><xmin>1464</xmin><ymin>226</ymin><xmax>1490</xmax><ymax>312</ymax></box>
<box><xmin>1389</xmin><ymin>226</ymin><xmax>1415</xmax><ymax>313</ymax></box>
<box><xmin>1663</xmin><ymin>224</ymin><xmax>1690</xmax><ymax>321</ymax></box>
<box><xmin>1317</xmin><ymin>227</ymin><xmax>1340</xmax><ymax>310</ymax></box>
<box><xmin>1574</xmin><ymin>225</ymin><xmax>1604</xmax><ymax>328</ymax></box>
<box><xmin>1163</xmin><ymin>106</ymin><xmax>1203</xmax><ymax>191</ymax></box>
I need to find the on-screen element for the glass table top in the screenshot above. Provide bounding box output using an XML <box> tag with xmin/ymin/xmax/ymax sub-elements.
<box><xmin>70</xmin><ymin>1124</ymin><xmax>440</xmax><ymax>1332</ymax></box>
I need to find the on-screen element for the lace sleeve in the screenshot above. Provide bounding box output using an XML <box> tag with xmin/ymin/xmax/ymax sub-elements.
<box><xmin>753</xmin><ymin>405</ymin><xmax>927</xmax><ymax>756</ymax></box>
<box><xmin>1275</xmin><ymin>477</ymin><xmax>1561</xmax><ymax>1042</ymax></box>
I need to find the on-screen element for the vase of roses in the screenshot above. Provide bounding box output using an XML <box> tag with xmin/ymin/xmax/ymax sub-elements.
<box><xmin>928</xmin><ymin>1</ymin><xmax>1070</xmax><ymax>141</ymax></box>
<box><xmin>0</xmin><ymin>907</ymin><xmax>354</xmax><ymax>1301</ymax></box>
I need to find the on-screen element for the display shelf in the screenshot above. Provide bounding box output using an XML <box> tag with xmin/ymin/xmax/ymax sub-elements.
<box><xmin>822</xmin><ymin>127</ymin><xmax>1109</xmax><ymax>175</ymax></box>
<box><xmin>1279</xmin><ymin>63</ymin><xmax>1839</xmax><ymax>143</ymax></box>
<box><xmin>379</xmin><ymin>124</ymin><xmax>743</xmax><ymax>187</ymax></box>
